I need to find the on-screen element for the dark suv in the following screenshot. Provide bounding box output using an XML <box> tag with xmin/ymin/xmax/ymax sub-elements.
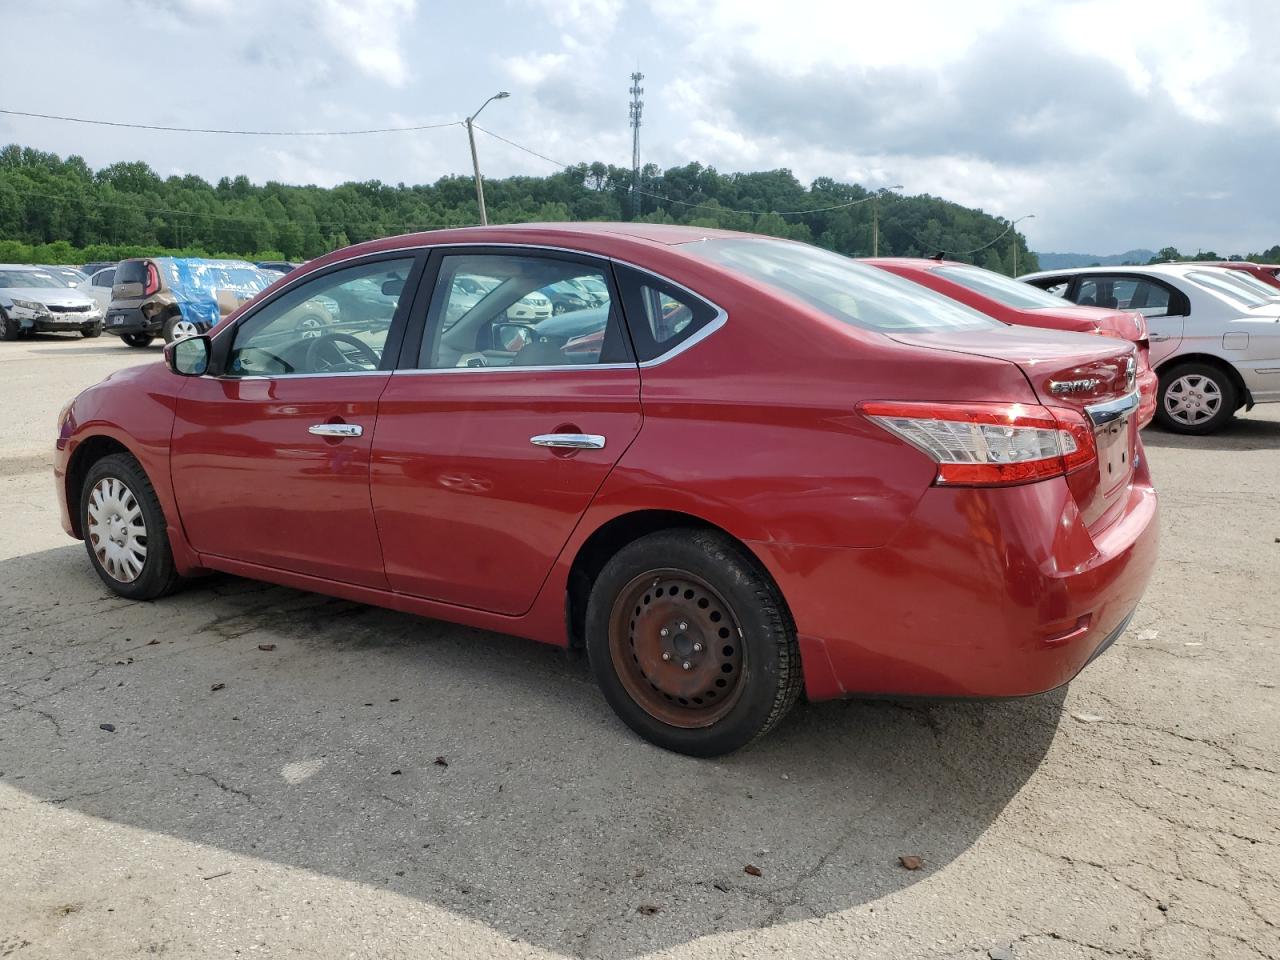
<box><xmin>105</xmin><ymin>258</ymin><xmax>277</xmax><ymax>346</ymax></box>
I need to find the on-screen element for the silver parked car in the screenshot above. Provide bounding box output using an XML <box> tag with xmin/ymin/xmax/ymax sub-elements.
<box><xmin>1020</xmin><ymin>264</ymin><xmax>1280</xmax><ymax>434</ymax></box>
<box><xmin>0</xmin><ymin>265</ymin><xmax>104</xmax><ymax>340</ymax></box>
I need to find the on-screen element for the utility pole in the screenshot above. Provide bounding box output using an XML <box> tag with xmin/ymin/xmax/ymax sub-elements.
<box><xmin>870</xmin><ymin>186</ymin><xmax>903</xmax><ymax>257</ymax></box>
<box><xmin>465</xmin><ymin>91</ymin><xmax>510</xmax><ymax>226</ymax></box>
<box><xmin>629</xmin><ymin>72</ymin><xmax>644</xmax><ymax>218</ymax></box>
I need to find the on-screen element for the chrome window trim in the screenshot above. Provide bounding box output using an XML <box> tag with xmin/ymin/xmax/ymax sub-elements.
<box><xmin>214</xmin><ymin>240</ymin><xmax>730</xmax><ymax>380</ymax></box>
<box><xmin>208</xmin><ymin>369</ymin><xmax>390</xmax><ymax>381</ymax></box>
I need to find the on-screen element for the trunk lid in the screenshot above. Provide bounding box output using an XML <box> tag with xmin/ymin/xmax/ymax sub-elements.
<box><xmin>889</xmin><ymin>326</ymin><xmax>1140</xmax><ymax>529</ymax></box>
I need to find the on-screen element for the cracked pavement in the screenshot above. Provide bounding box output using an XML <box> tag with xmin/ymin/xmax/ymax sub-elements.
<box><xmin>1</xmin><ymin>335</ymin><xmax>1278</xmax><ymax>959</ymax></box>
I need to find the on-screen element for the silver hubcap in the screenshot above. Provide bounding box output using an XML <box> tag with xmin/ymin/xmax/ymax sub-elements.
<box><xmin>171</xmin><ymin>319</ymin><xmax>200</xmax><ymax>340</ymax></box>
<box><xmin>87</xmin><ymin>477</ymin><xmax>148</xmax><ymax>583</ymax></box>
<box><xmin>1165</xmin><ymin>374</ymin><xmax>1222</xmax><ymax>425</ymax></box>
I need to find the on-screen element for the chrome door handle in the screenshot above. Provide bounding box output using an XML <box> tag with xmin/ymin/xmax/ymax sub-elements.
<box><xmin>530</xmin><ymin>433</ymin><xmax>606</xmax><ymax>450</ymax></box>
<box><xmin>1148</xmin><ymin>334</ymin><xmax>1171</xmax><ymax>342</ymax></box>
<box><xmin>308</xmin><ymin>423</ymin><xmax>363</xmax><ymax>438</ymax></box>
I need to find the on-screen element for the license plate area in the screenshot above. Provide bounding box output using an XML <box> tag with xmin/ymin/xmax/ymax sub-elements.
<box><xmin>1095</xmin><ymin>411</ymin><xmax>1134</xmax><ymax>496</ymax></box>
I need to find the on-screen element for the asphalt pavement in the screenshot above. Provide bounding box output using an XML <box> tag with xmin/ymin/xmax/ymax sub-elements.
<box><xmin>1</xmin><ymin>333</ymin><xmax>1277</xmax><ymax>959</ymax></box>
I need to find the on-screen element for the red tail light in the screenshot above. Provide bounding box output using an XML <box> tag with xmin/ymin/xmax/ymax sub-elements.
<box><xmin>860</xmin><ymin>401</ymin><xmax>1097</xmax><ymax>487</ymax></box>
<box><xmin>144</xmin><ymin>262</ymin><xmax>161</xmax><ymax>297</ymax></box>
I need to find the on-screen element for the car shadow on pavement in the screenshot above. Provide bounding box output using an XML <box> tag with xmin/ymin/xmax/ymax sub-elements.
<box><xmin>1142</xmin><ymin>415</ymin><xmax>1280</xmax><ymax>451</ymax></box>
<box><xmin>1</xmin><ymin>544</ymin><xmax>1064</xmax><ymax>958</ymax></box>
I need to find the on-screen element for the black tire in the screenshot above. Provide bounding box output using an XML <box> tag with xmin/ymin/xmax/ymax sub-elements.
<box><xmin>81</xmin><ymin>324</ymin><xmax>103</xmax><ymax>339</ymax></box>
<box><xmin>585</xmin><ymin>529</ymin><xmax>802</xmax><ymax>756</ymax></box>
<box><xmin>80</xmin><ymin>452</ymin><xmax>182</xmax><ymax>601</ymax></box>
<box><xmin>0</xmin><ymin>311</ymin><xmax>20</xmax><ymax>341</ymax></box>
<box><xmin>161</xmin><ymin>313</ymin><xmax>183</xmax><ymax>344</ymax></box>
<box><xmin>121</xmin><ymin>332</ymin><xmax>154</xmax><ymax>348</ymax></box>
<box><xmin>1155</xmin><ymin>361</ymin><xmax>1238</xmax><ymax>435</ymax></box>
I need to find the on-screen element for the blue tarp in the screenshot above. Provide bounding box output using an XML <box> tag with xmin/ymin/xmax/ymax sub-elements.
<box><xmin>160</xmin><ymin>259</ymin><xmax>276</xmax><ymax>328</ymax></box>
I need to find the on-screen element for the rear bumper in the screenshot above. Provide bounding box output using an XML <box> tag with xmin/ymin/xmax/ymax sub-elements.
<box><xmin>749</xmin><ymin>456</ymin><xmax>1159</xmax><ymax>701</ymax></box>
<box><xmin>104</xmin><ymin>307</ymin><xmax>156</xmax><ymax>336</ymax></box>
<box><xmin>1137</xmin><ymin>368</ymin><xmax>1158</xmax><ymax>427</ymax></box>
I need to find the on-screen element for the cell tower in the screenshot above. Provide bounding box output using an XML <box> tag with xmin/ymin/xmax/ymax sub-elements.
<box><xmin>629</xmin><ymin>71</ymin><xmax>644</xmax><ymax>216</ymax></box>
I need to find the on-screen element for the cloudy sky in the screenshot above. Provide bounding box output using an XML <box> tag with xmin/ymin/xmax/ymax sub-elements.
<box><xmin>3</xmin><ymin>0</ymin><xmax>1277</xmax><ymax>254</ymax></box>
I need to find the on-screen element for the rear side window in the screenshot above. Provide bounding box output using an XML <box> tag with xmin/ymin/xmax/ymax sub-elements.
<box><xmin>92</xmin><ymin>269</ymin><xmax>115</xmax><ymax>287</ymax></box>
<box><xmin>684</xmin><ymin>237</ymin><xmax>1000</xmax><ymax>332</ymax></box>
<box><xmin>1076</xmin><ymin>276</ymin><xmax>1177</xmax><ymax>316</ymax></box>
<box><xmin>933</xmin><ymin>265</ymin><xmax>1069</xmax><ymax>310</ymax></box>
<box><xmin>115</xmin><ymin>260</ymin><xmax>147</xmax><ymax>285</ymax></box>
<box><xmin>614</xmin><ymin>265</ymin><xmax>719</xmax><ymax>361</ymax></box>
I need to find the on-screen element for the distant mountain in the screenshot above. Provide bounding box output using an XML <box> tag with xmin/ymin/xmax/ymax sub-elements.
<box><xmin>1034</xmin><ymin>249</ymin><xmax>1156</xmax><ymax>270</ymax></box>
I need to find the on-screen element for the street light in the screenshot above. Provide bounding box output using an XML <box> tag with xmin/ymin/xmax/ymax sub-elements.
<box><xmin>870</xmin><ymin>184</ymin><xmax>904</xmax><ymax>257</ymax></box>
<box><xmin>1010</xmin><ymin>213</ymin><xmax>1035</xmax><ymax>276</ymax></box>
<box><xmin>465</xmin><ymin>91</ymin><xmax>509</xmax><ymax>226</ymax></box>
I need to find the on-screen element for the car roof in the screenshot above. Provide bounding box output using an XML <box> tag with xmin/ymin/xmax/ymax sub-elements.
<box><xmin>1019</xmin><ymin>263</ymin><xmax>1242</xmax><ymax>281</ymax></box>
<box><xmin>286</xmin><ymin>222</ymin><xmax>777</xmax><ymax>285</ymax></box>
<box><xmin>862</xmin><ymin>257</ymin><xmax>965</xmax><ymax>271</ymax></box>
<box><xmin>0</xmin><ymin>263</ymin><xmax>63</xmax><ymax>270</ymax></box>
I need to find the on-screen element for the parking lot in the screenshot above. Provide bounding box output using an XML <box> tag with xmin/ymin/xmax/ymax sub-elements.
<box><xmin>1</xmin><ymin>334</ymin><xmax>1277</xmax><ymax>960</ymax></box>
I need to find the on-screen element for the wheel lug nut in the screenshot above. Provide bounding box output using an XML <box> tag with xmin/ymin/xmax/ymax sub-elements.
<box><xmin>679</xmin><ymin>621</ymin><xmax>688</xmax><ymax>631</ymax></box>
<box><xmin>682</xmin><ymin>661</ymin><xmax>691</xmax><ymax>670</ymax></box>
<box><xmin>659</xmin><ymin>627</ymin><xmax>669</xmax><ymax>638</ymax></box>
<box><xmin>661</xmin><ymin>652</ymin><xmax>671</xmax><ymax>661</ymax></box>
<box><xmin>693</xmin><ymin>642</ymin><xmax>703</xmax><ymax>652</ymax></box>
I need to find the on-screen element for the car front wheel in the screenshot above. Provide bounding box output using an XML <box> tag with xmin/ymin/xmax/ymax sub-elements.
<box><xmin>1156</xmin><ymin>362</ymin><xmax>1238</xmax><ymax>434</ymax></box>
<box><xmin>81</xmin><ymin>324</ymin><xmax>103</xmax><ymax>339</ymax></box>
<box><xmin>0</xmin><ymin>311</ymin><xmax>21</xmax><ymax>341</ymax></box>
<box><xmin>121</xmin><ymin>332</ymin><xmax>155</xmax><ymax>348</ymax></box>
<box><xmin>585</xmin><ymin>529</ymin><xmax>802</xmax><ymax>756</ymax></box>
<box><xmin>80</xmin><ymin>453</ymin><xmax>182</xmax><ymax>600</ymax></box>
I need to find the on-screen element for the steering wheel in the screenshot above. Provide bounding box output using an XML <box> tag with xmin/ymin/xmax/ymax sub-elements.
<box><xmin>303</xmin><ymin>332</ymin><xmax>379</xmax><ymax>372</ymax></box>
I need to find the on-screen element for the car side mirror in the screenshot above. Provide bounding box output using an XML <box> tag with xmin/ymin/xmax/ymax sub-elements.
<box><xmin>382</xmin><ymin>279</ymin><xmax>404</xmax><ymax>296</ymax></box>
<box><xmin>165</xmin><ymin>335</ymin><xmax>211</xmax><ymax>376</ymax></box>
<box><xmin>492</xmin><ymin>322</ymin><xmax>534</xmax><ymax>353</ymax></box>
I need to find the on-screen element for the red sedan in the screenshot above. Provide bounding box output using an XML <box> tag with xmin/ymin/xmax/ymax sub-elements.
<box><xmin>1196</xmin><ymin>261</ymin><xmax>1280</xmax><ymax>291</ymax></box>
<box><xmin>54</xmin><ymin>224</ymin><xmax>1158</xmax><ymax>756</ymax></box>
<box><xmin>864</xmin><ymin>258</ymin><xmax>1159</xmax><ymax>428</ymax></box>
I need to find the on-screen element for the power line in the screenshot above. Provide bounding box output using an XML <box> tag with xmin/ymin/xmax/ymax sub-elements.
<box><xmin>912</xmin><ymin>218</ymin><xmax>1018</xmax><ymax>259</ymax></box>
<box><xmin>0</xmin><ymin>108</ymin><xmax>462</xmax><ymax>137</ymax></box>
<box><xmin>634</xmin><ymin>188</ymin><xmax>891</xmax><ymax>218</ymax></box>
<box><xmin>470</xmin><ymin>125</ymin><xmax>903</xmax><ymax>220</ymax></box>
<box><xmin>471</xmin><ymin>124</ymin><xmax>569</xmax><ymax>169</ymax></box>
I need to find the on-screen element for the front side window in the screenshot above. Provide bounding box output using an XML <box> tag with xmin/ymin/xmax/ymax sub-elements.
<box><xmin>227</xmin><ymin>257</ymin><xmax>414</xmax><ymax>376</ymax></box>
<box><xmin>419</xmin><ymin>253</ymin><xmax>629</xmax><ymax>369</ymax></box>
<box><xmin>92</xmin><ymin>269</ymin><xmax>115</xmax><ymax>288</ymax></box>
<box><xmin>684</xmin><ymin>237</ymin><xmax>1001</xmax><ymax>332</ymax></box>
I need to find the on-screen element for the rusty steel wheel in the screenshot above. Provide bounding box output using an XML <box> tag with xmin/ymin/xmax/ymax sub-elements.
<box><xmin>587</xmin><ymin>529</ymin><xmax>802</xmax><ymax>756</ymax></box>
<box><xmin>608</xmin><ymin>570</ymin><xmax>746</xmax><ymax>728</ymax></box>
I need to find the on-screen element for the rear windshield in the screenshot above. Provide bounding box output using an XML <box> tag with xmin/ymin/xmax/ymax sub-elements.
<box><xmin>0</xmin><ymin>268</ymin><xmax>65</xmax><ymax>288</ymax></box>
<box><xmin>683</xmin><ymin>238</ymin><xmax>1001</xmax><ymax>332</ymax></box>
<box><xmin>1186</xmin><ymin>270</ymin><xmax>1273</xmax><ymax>308</ymax></box>
<box><xmin>934</xmin><ymin>264</ymin><xmax>1070</xmax><ymax>310</ymax></box>
<box><xmin>115</xmin><ymin>260</ymin><xmax>147</xmax><ymax>285</ymax></box>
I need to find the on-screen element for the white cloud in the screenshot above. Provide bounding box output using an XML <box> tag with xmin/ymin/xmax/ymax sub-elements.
<box><xmin>313</xmin><ymin>0</ymin><xmax>419</xmax><ymax>87</ymax></box>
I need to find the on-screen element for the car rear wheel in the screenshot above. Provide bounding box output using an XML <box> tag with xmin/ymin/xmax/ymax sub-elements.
<box><xmin>122</xmin><ymin>332</ymin><xmax>155</xmax><ymax>348</ymax></box>
<box><xmin>585</xmin><ymin>529</ymin><xmax>801</xmax><ymax>756</ymax></box>
<box><xmin>163</xmin><ymin>314</ymin><xmax>201</xmax><ymax>343</ymax></box>
<box><xmin>80</xmin><ymin>453</ymin><xmax>181</xmax><ymax>601</ymax></box>
<box><xmin>1156</xmin><ymin>362</ymin><xmax>1237</xmax><ymax>434</ymax></box>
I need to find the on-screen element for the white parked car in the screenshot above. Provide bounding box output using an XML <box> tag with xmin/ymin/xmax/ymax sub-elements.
<box><xmin>0</xmin><ymin>265</ymin><xmax>104</xmax><ymax>340</ymax></box>
<box><xmin>1020</xmin><ymin>264</ymin><xmax>1280</xmax><ymax>434</ymax></box>
<box><xmin>82</xmin><ymin>267</ymin><xmax>116</xmax><ymax>312</ymax></box>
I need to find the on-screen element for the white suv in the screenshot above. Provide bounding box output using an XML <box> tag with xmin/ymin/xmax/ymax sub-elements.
<box><xmin>1020</xmin><ymin>264</ymin><xmax>1280</xmax><ymax>434</ymax></box>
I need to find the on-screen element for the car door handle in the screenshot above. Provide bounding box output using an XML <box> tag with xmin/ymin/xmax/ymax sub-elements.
<box><xmin>309</xmin><ymin>423</ymin><xmax>363</xmax><ymax>438</ymax></box>
<box><xmin>1148</xmin><ymin>334</ymin><xmax>1171</xmax><ymax>342</ymax></box>
<box><xmin>530</xmin><ymin>433</ymin><xmax>606</xmax><ymax>450</ymax></box>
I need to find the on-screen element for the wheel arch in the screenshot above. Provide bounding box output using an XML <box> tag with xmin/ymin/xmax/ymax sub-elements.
<box><xmin>1154</xmin><ymin>353</ymin><xmax>1250</xmax><ymax>408</ymax></box>
<box><xmin>64</xmin><ymin>435</ymin><xmax>140</xmax><ymax>538</ymax></box>
<box><xmin>563</xmin><ymin>508</ymin><xmax>790</xmax><ymax>653</ymax></box>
